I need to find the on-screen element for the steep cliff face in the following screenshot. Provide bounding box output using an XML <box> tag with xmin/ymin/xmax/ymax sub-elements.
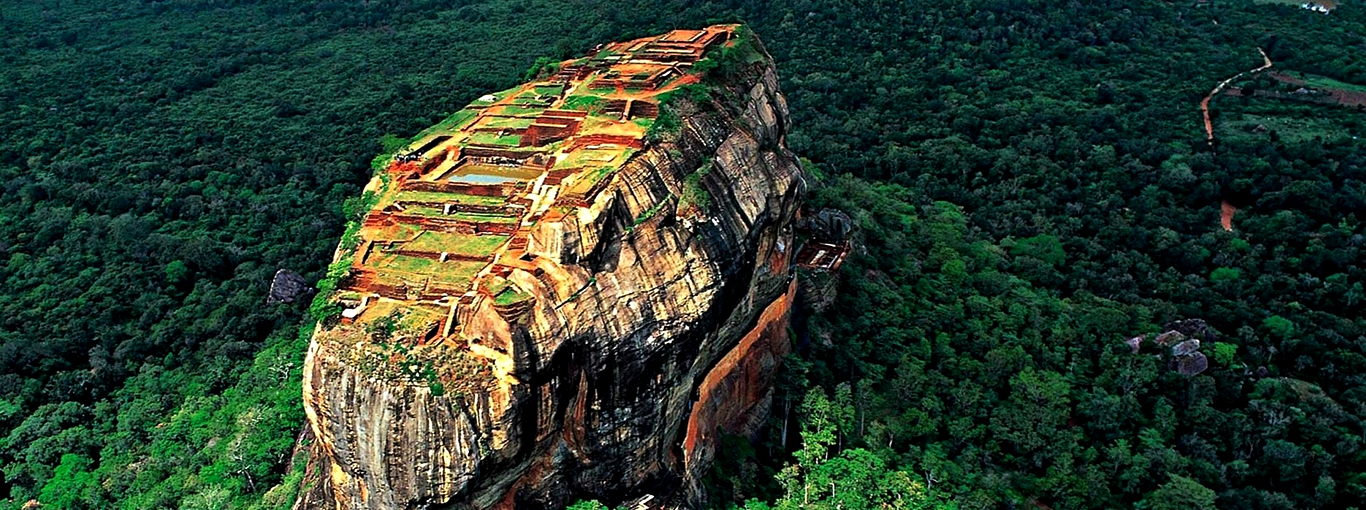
<box><xmin>298</xmin><ymin>27</ymin><xmax>803</xmax><ymax>509</ymax></box>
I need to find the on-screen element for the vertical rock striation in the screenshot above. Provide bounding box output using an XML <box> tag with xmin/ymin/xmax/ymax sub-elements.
<box><xmin>299</xmin><ymin>28</ymin><xmax>803</xmax><ymax>510</ymax></box>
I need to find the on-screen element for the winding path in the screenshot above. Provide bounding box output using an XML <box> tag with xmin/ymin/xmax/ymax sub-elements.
<box><xmin>1201</xmin><ymin>49</ymin><xmax>1272</xmax><ymax>232</ymax></box>
<box><xmin>1201</xmin><ymin>48</ymin><xmax>1274</xmax><ymax>143</ymax></box>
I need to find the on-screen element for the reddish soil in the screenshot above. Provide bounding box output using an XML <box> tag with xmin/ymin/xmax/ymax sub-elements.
<box><xmin>669</xmin><ymin>73</ymin><xmax>701</xmax><ymax>88</ymax></box>
<box><xmin>1267</xmin><ymin>72</ymin><xmax>1366</xmax><ymax>107</ymax></box>
<box><xmin>1200</xmin><ymin>49</ymin><xmax>1270</xmax><ymax>233</ymax></box>
<box><xmin>1202</xmin><ymin>48</ymin><xmax>1274</xmax><ymax>142</ymax></box>
<box><xmin>1201</xmin><ymin>93</ymin><xmax>1217</xmax><ymax>140</ymax></box>
<box><xmin>1221</xmin><ymin>199</ymin><xmax>1236</xmax><ymax>231</ymax></box>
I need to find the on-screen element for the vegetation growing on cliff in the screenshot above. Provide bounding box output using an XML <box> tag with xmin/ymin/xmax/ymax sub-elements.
<box><xmin>679</xmin><ymin>159</ymin><xmax>715</xmax><ymax>214</ymax></box>
<box><xmin>1</xmin><ymin>0</ymin><xmax>1365</xmax><ymax>509</ymax></box>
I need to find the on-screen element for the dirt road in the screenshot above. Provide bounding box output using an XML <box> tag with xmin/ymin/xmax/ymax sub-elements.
<box><xmin>1201</xmin><ymin>49</ymin><xmax>1271</xmax><ymax>233</ymax></box>
<box><xmin>1202</xmin><ymin>48</ymin><xmax>1274</xmax><ymax>142</ymax></box>
<box><xmin>1221</xmin><ymin>200</ymin><xmax>1236</xmax><ymax>232</ymax></box>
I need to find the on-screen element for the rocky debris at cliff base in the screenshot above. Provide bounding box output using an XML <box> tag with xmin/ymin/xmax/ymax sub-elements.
<box><xmin>798</xmin><ymin>269</ymin><xmax>838</xmax><ymax>314</ymax></box>
<box><xmin>801</xmin><ymin>208</ymin><xmax>852</xmax><ymax>242</ymax></box>
<box><xmin>268</xmin><ymin>269</ymin><xmax>313</xmax><ymax>304</ymax></box>
<box><xmin>794</xmin><ymin>208</ymin><xmax>853</xmax><ymax>314</ymax></box>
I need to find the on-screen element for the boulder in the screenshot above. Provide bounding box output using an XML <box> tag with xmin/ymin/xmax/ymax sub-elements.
<box><xmin>1125</xmin><ymin>335</ymin><xmax>1145</xmax><ymax>354</ymax></box>
<box><xmin>1172</xmin><ymin>339</ymin><xmax>1201</xmax><ymax>357</ymax></box>
<box><xmin>268</xmin><ymin>269</ymin><xmax>312</xmax><ymax>304</ymax></box>
<box><xmin>1162</xmin><ymin>318</ymin><xmax>1216</xmax><ymax>343</ymax></box>
<box><xmin>1155</xmin><ymin>330</ymin><xmax>1185</xmax><ymax>346</ymax></box>
<box><xmin>1175</xmin><ymin>352</ymin><xmax>1209</xmax><ymax>376</ymax></box>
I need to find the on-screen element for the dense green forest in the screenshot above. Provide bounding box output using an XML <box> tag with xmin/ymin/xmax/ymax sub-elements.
<box><xmin>1</xmin><ymin>0</ymin><xmax>1364</xmax><ymax>508</ymax></box>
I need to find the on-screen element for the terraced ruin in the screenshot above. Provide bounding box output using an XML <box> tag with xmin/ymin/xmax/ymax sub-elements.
<box><xmin>317</xmin><ymin>25</ymin><xmax>738</xmax><ymax>393</ymax></box>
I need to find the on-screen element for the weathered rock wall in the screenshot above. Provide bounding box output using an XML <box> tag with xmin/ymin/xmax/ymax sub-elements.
<box><xmin>681</xmin><ymin>278</ymin><xmax>796</xmax><ymax>498</ymax></box>
<box><xmin>299</xmin><ymin>51</ymin><xmax>803</xmax><ymax>510</ymax></box>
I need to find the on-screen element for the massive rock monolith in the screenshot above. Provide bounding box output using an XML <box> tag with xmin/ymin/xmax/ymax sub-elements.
<box><xmin>297</xmin><ymin>26</ymin><xmax>803</xmax><ymax>509</ymax></box>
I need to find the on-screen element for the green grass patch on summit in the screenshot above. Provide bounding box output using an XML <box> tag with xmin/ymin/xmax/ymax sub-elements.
<box><xmin>393</xmin><ymin>191</ymin><xmax>507</xmax><ymax>206</ymax></box>
<box><xmin>403</xmin><ymin>232</ymin><xmax>508</xmax><ymax>255</ymax></box>
<box><xmin>563</xmin><ymin>94</ymin><xmax>606</xmax><ymax>113</ymax></box>
<box><xmin>468</xmin><ymin>131</ymin><xmax>524</xmax><ymax>147</ymax></box>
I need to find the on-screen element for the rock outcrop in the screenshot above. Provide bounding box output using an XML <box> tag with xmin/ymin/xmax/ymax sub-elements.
<box><xmin>297</xmin><ymin>27</ymin><xmax>803</xmax><ymax>510</ymax></box>
<box><xmin>269</xmin><ymin>269</ymin><xmax>313</xmax><ymax>304</ymax></box>
<box><xmin>1126</xmin><ymin>319</ymin><xmax>1214</xmax><ymax>377</ymax></box>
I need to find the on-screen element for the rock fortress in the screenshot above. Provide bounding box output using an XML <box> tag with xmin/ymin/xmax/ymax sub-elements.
<box><xmin>299</xmin><ymin>25</ymin><xmax>813</xmax><ymax>509</ymax></box>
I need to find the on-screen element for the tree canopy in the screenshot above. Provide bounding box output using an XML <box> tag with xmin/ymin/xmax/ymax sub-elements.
<box><xmin>2</xmin><ymin>0</ymin><xmax>1365</xmax><ymax>509</ymax></box>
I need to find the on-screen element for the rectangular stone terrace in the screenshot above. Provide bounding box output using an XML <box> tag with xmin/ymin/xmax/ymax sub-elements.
<box><xmin>333</xmin><ymin>25</ymin><xmax>738</xmax><ymax>337</ymax></box>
